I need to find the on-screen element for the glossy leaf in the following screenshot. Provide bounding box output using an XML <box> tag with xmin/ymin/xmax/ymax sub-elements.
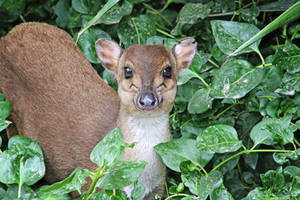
<box><xmin>96</xmin><ymin>0</ymin><xmax>132</xmax><ymax>25</ymax></box>
<box><xmin>38</xmin><ymin>167</ymin><xmax>89</xmax><ymax>196</ymax></box>
<box><xmin>197</xmin><ymin>124</ymin><xmax>242</xmax><ymax>153</ymax></box>
<box><xmin>177</xmin><ymin>69</ymin><xmax>198</xmax><ymax>86</ymax></box>
<box><xmin>117</xmin><ymin>15</ymin><xmax>156</xmax><ymax>48</ymax></box>
<box><xmin>0</xmin><ymin>135</ymin><xmax>45</xmax><ymax>196</ymax></box>
<box><xmin>90</xmin><ymin>127</ymin><xmax>125</xmax><ymax>166</ymax></box>
<box><xmin>275</xmin><ymin>71</ymin><xmax>300</xmax><ymax>96</ymax></box>
<box><xmin>96</xmin><ymin>160</ymin><xmax>146</xmax><ymax>189</ymax></box>
<box><xmin>211</xmin><ymin>20</ymin><xmax>261</xmax><ymax>55</ymax></box>
<box><xmin>250</xmin><ymin>116</ymin><xmax>293</xmax><ymax>147</ymax></box>
<box><xmin>0</xmin><ymin>119</ymin><xmax>11</xmax><ymax>132</ymax></box>
<box><xmin>211</xmin><ymin>183</ymin><xmax>234</xmax><ymax>200</ymax></box>
<box><xmin>76</xmin><ymin>27</ymin><xmax>111</xmax><ymax>64</ymax></box>
<box><xmin>131</xmin><ymin>183</ymin><xmax>145</xmax><ymax>200</ymax></box>
<box><xmin>274</xmin><ymin>43</ymin><xmax>300</xmax><ymax>74</ymax></box>
<box><xmin>154</xmin><ymin>138</ymin><xmax>213</xmax><ymax>172</ymax></box>
<box><xmin>211</xmin><ymin>59</ymin><xmax>264</xmax><ymax>99</ymax></box>
<box><xmin>146</xmin><ymin>36</ymin><xmax>178</xmax><ymax>49</ymax></box>
<box><xmin>171</xmin><ymin>3</ymin><xmax>211</xmax><ymax>35</ymax></box>
<box><xmin>188</xmin><ymin>88</ymin><xmax>213</xmax><ymax>114</ymax></box>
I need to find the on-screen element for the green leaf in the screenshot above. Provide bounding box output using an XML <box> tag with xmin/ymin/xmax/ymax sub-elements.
<box><xmin>0</xmin><ymin>0</ymin><xmax>25</xmax><ymax>22</ymax></box>
<box><xmin>211</xmin><ymin>59</ymin><xmax>264</xmax><ymax>99</ymax></box>
<box><xmin>177</xmin><ymin>69</ymin><xmax>198</xmax><ymax>86</ymax></box>
<box><xmin>76</xmin><ymin>27</ymin><xmax>111</xmax><ymax>64</ymax></box>
<box><xmin>260</xmin><ymin>167</ymin><xmax>285</xmax><ymax>189</ymax></box>
<box><xmin>76</xmin><ymin>0</ymin><xmax>120</xmax><ymax>42</ymax></box>
<box><xmin>211</xmin><ymin>20</ymin><xmax>260</xmax><ymax>55</ymax></box>
<box><xmin>284</xmin><ymin>166</ymin><xmax>300</xmax><ymax>178</ymax></box>
<box><xmin>184</xmin><ymin>170</ymin><xmax>223</xmax><ymax>198</ymax></box>
<box><xmin>190</xmin><ymin>50</ymin><xmax>212</xmax><ymax>73</ymax></box>
<box><xmin>90</xmin><ymin>127</ymin><xmax>125</xmax><ymax>166</ymax></box>
<box><xmin>273</xmin><ymin>151</ymin><xmax>298</xmax><ymax>165</ymax></box>
<box><xmin>241</xmin><ymin>187</ymin><xmax>271</xmax><ymax>200</ymax></box>
<box><xmin>231</xmin><ymin>1</ymin><xmax>300</xmax><ymax>56</ymax></box>
<box><xmin>0</xmin><ymin>99</ymin><xmax>11</xmax><ymax>120</ymax></box>
<box><xmin>38</xmin><ymin>167</ymin><xmax>89</xmax><ymax>196</ymax></box>
<box><xmin>117</xmin><ymin>15</ymin><xmax>156</xmax><ymax>48</ymax></box>
<box><xmin>0</xmin><ymin>136</ymin><xmax>45</xmax><ymax>186</ymax></box>
<box><xmin>274</xmin><ymin>43</ymin><xmax>300</xmax><ymax>74</ymax></box>
<box><xmin>211</xmin><ymin>183</ymin><xmax>234</xmax><ymax>200</ymax></box>
<box><xmin>275</xmin><ymin>71</ymin><xmax>300</xmax><ymax>96</ymax></box>
<box><xmin>188</xmin><ymin>88</ymin><xmax>213</xmax><ymax>114</ymax></box>
<box><xmin>131</xmin><ymin>183</ymin><xmax>145</xmax><ymax>200</ymax></box>
<box><xmin>96</xmin><ymin>0</ymin><xmax>132</xmax><ymax>25</ymax></box>
<box><xmin>146</xmin><ymin>36</ymin><xmax>178</xmax><ymax>49</ymax></box>
<box><xmin>171</xmin><ymin>3</ymin><xmax>211</xmax><ymax>36</ymax></box>
<box><xmin>72</xmin><ymin>0</ymin><xmax>88</xmax><ymax>14</ymax></box>
<box><xmin>96</xmin><ymin>160</ymin><xmax>146</xmax><ymax>189</ymax></box>
<box><xmin>196</xmin><ymin>124</ymin><xmax>242</xmax><ymax>153</ymax></box>
<box><xmin>154</xmin><ymin>138</ymin><xmax>213</xmax><ymax>172</ymax></box>
<box><xmin>3</xmin><ymin>184</ymin><xmax>40</xmax><ymax>200</ymax></box>
<box><xmin>0</xmin><ymin>119</ymin><xmax>11</xmax><ymax>132</ymax></box>
<box><xmin>250</xmin><ymin>116</ymin><xmax>293</xmax><ymax>147</ymax></box>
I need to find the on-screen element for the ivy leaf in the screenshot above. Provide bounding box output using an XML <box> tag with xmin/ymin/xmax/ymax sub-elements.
<box><xmin>211</xmin><ymin>59</ymin><xmax>264</xmax><ymax>99</ymax></box>
<box><xmin>196</xmin><ymin>124</ymin><xmax>242</xmax><ymax>153</ymax></box>
<box><xmin>0</xmin><ymin>98</ymin><xmax>11</xmax><ymax>120</ymax></box>
<box><xmin>117</xmin><ymin>15</ymin><xmax>156</xmax><ymax>48</ymax></box>
<box><xmin>72</xmin><ymin>0</ymin><xmax>88</xmax><ymax>14</ymax></box>
<box><xmin>250</xmin><ymin>116</ymin><xmax>293</xmax><ymax>147</ymax></box>
<box><xmin>177</xmin><ymin>69</ymin><xmax>198</xmax><ymax>86</ymax></box>
<box><xmin>211</xmin><ymin>183</ymin><xmax>234</xmax><ymax>200</ymax></box>
<box><xmin>273</xmin><ymin>150</ymin><xmax>299</xmax><ymax>165</ymax></box>
<box><xmin>76</xmin><ymin>27</ymin><xmax>111</xmax><ymax>64</ymax></box>
<box><xmin>38</xmin><ymin>167</ymin><xmax>89</xmax><ymax>196</ymax></box>
<box><xmin>274</xmin><ymin>43</ymin><xmax>300</xmax><ymax>74</ymax></box>
<box><xmin>0</xmin><ymin>119</ymin><xmax>11</xmax><ymax>132</ymax></box>
<box><xmin>90</xmin><ymin>127</ymin><xmax>125</xmax><ymax>166</ymax></box>
<box><xmin>155</xmin><ymin>138</ymin><xmax>213</xmax><ymax>172</ymax></box>
<box><xmin>96</xmin><ymin>160</ymin><xmax>146</xmax><ymax>190</ymax></box>
<box><xmin>190</xmin><ymin>50</ymin><xmax>212</xmax><ymax>73</ymax></box>
<box><xmin>188</xmin><ymin>88</ymin><xmax>213</xmax><ymax>114</ymax></box>
<box><xmin>0</xmin><ymin>135</ymin><xmax>45</xmax><ymax>189</ymax></box>
<box><xmin>146</xmin><ymin>36</ymin><xmax>178</xmax><ymax>49</ymax></box>
<box><xmin>96</xmin><ymin>0</ymin><xmax>133</xmax><ymax>25</ymax></box>
<box><xmin>211</xmin><ymin>20</ymin><xmax>261</xmax><ymax>55</ymax></box>
<box><xmin>171</xmin><ymin>3</ymin><xmax>211</xmax><ymax>36</ymax></box>
<box><xmin>0</xmin><ymin>0</ymin><xmax>26</xmax><ymax>22</ymax></box>
<box><xmin>275</xmin><ymin>71</ymin><xmax>300</xmax><ymax>96</ymax></box>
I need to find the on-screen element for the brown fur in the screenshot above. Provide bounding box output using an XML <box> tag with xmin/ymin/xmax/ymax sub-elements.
<box><xmin>0</xmin><ymin>22</ymin><xmax>196</xmax><ymax>199</ymax></box>
<box><xmin>0</xmin><ymin>23</ymin><xmax>120</xmax><ymax>183</ymax></box>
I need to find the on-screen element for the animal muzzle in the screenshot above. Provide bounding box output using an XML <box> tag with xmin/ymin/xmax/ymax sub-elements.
<box><xmin>136</xmin><ymin>93</ymin><xmax>159</xmax><ymax>111</ymax></box>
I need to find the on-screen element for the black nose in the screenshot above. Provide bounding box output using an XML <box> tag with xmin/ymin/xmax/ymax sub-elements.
<box><xmin>137</xmin><ymin>93</ymin><xmax>159</xmax><ymax>111</ymax></box>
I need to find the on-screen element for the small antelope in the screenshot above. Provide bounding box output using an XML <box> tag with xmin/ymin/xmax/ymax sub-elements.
<box><xmin>0</xmin><ymin>23</ymin><xmax>196</xmax><ymax>199</ymax></box>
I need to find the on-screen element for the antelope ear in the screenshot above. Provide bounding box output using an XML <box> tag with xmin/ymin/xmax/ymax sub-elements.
<box><xmin>172</xmin><ymin>38</ymin><xmax>197</xmax><ymax>70</ymax></box>
<box><xmin>95</xmin><ymin>39</ymin><xmax>123</xmax><ymax>72</ymax></box>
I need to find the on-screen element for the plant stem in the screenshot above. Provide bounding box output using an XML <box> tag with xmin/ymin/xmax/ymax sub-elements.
<box><xmin>131</xmin><ymin>18</ymin><xmax>140</xmax><ymax>45</ymax></box>
<box><xmin>83</xmin><ymin>165</ymin><xmax>105</xmax><ymax>200</ymax></box>
<box><xmin>143</xmin><ymin>3</ymin><xmax>172</xmax><ymax>26</ymax></box>
<box><xmin>156</xmin><ymin>28</ymin><xmax>176</xmax><ymax>39</ymax></box>
<box><xmin>165</xmin><ymin>193</ymin><xmax>192</xmax><ymax>200</ymax></box>
<box><xmin>18</xmin><ymin>182</ymin><xmax>22</xmax><ymax>198</ymax></box>
<box><xmin>212</xmin><ymin>149</ymin><xmax>294</xmax><ymax>172</ymax></box>
<box><xmin>190</xmin><ymin>70</ymin><xmax>210</xmax><ymax>89</ymax></box>
<box><xmin>213</xmin><ymin>104</ymin><xmax>236</xmax><ymax>121</ymax></box>
<box><xmin>208</xmin><ymin>59</ymin><xmax>220</xmax><ymax>68</ymax></box>
<box><xmin>256</xmin><ymin>63</ymin><xmax>272</xmax><ymax>69</ymax></box>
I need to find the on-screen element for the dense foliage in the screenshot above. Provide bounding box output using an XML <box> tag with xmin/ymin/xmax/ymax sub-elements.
<box><xmin>0</xmin><ymin>0</ymin><xmax>300</xmax><ymax>199</ymax></box>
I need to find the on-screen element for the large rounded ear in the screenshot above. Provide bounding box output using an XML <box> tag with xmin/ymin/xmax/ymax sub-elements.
<box><xmin>172</xmin><ymin>38</ymin><xmax>197</xmax><ymax>71</ymax></box>
<box><xmin>95</xmin><ymin>39</ymin><xmax>123</xmax><ymax>72</ymax></box>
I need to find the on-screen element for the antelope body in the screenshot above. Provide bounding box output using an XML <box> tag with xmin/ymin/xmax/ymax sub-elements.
<box><xmin>0</xmin><ymin>23</ymin><xmax>196</xmax><ymax>199</ymax></box>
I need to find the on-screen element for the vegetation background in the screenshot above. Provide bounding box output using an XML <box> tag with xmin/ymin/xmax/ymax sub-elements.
<box><xmin>0</xmin><ymin>0</ymin><xmax>300</xmax><ymax>199</ymax></box>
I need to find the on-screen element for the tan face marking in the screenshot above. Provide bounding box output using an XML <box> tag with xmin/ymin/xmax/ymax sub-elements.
<box><xmin>95</xmin><ymin>38</ymin><xmax>197</xmax><ymax>115</ymax></box>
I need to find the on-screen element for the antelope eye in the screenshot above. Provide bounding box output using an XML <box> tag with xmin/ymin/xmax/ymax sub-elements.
<box><xmin>124</xmin><ymin>67</ymin><xmax>133</xmax><ymax>79</ymax></box>
<box><xmin>162</xmin><ymin>66</ymin><xmax>172</xmax><ymax>79</ymax></box>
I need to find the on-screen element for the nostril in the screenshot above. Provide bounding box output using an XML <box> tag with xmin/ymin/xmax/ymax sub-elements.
<box><xmin>137</xmin><ymin>93</ymin><xmax>158</xmax><ymax>109</ymax></box>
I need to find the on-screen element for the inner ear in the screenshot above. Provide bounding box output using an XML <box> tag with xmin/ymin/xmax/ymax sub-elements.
<box><xmin>172</xmin><ymin>38</ymin><xmax>197</xmax><ymax>71</ymax></box>
<box><xmin>95</xmin><ymin>39</ymin><xmax>123</xmax><ymax>73</ymax></box>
